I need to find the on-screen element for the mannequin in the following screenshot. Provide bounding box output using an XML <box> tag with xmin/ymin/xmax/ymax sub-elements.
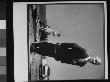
<box><xmin>30</xmin><ymin>42</ymin><xmax>101</xmax><ymax>67</ymax></box>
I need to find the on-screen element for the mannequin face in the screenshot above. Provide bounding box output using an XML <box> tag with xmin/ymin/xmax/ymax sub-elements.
<box><xmin>90</xmin><ymin>56</ymin><xmax>102</xmax><ymax>65</ymax></box>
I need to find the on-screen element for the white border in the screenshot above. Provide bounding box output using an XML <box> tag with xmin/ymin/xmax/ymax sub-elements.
<box><xmin>14</xmin><ymin>1</ymin><xmax>106</xmax><ymax>4</ymax></box>
<box><xmin>13</xmin><ymin>3</ymin><xmax>28</xmax><ymax>82</ymax></box>
<box><xmin>104</xmin><ymin>2</ymin><xmax>108</xmax><ymax>79</ymax></box>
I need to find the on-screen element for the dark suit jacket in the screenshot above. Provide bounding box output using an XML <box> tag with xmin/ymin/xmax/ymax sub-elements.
<box><xmin>30</xmin><ymin>42</ymin><xmax>89</xmax><ymax>67</ymax></box>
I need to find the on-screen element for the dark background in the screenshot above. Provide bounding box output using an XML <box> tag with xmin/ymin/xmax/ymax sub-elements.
<box><xmin>0</xmin><ymin>2</ymin><xmax>6</xmax><ymax>20</ymax></box>
<box><xmin>6</xmin><ymin>1</ymin><xmax>14</xmax><ymax>82</ymax></box>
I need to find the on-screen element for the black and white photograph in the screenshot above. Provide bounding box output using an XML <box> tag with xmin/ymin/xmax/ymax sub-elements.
<box><xmin>13</xmin><ymin>1</ymin><xmax>108</xmax><ymax>81</ymax></box>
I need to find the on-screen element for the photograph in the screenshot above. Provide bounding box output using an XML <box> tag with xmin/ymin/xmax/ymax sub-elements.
<box><xmin>13</xmin><ymin>1</ymin><xmax>107</xmax><ymax>81</ymax></box>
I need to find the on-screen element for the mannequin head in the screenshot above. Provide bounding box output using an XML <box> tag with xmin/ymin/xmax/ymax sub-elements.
<box><xmin>89</xmin><ymin>56</ymin><xmax>102</xmax><ymax>65</ymax></box>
